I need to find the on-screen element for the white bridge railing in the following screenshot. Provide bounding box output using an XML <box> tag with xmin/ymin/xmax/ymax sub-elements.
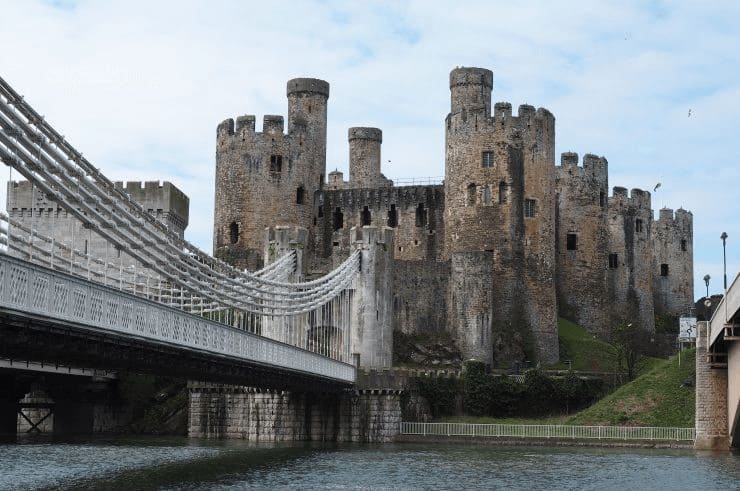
<box><xmin>400</xmin><ymin>422</ymin><xmax>696</xmax><ymax>442</ymax></box>
<box><xmin>0</xmin><ymin>252</ymin><xmax>356</xmax><ymax>383</ymax></box>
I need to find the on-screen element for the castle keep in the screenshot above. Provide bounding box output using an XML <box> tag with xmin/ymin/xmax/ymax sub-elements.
<box><xmin>214</xmin><ymin>66</ymin><xmax>694</xmax><ymax>366</ymax></box>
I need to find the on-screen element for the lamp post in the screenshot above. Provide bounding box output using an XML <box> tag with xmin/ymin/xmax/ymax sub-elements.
<box><xmin>703</xmin><ymin>274</ymin><xmax>711</xmax><ymax>298</ymax></box>
<box><xmin>721</xmin><ymin>232</ymin><xmax>728</xmax><ymax>290</ymax></box>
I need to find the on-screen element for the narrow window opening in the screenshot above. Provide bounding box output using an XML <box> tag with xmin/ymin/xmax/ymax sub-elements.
<box><xmin>483</xmin><ymin>186</ymin><xmax>491</xmax><ymax>206</ymax></box>
<box><xmin>415</xmin><ymin>203</ymin><xmax>427</xmax><ymax>227</ymax></box>
<box><xmin>660</xmin><ymin>263</ymin><xmax>669</xmax><ymax>276</ymax></box>
<box><xmin>681</xmin><ymin>239</ymin><xmax>687</xmax><ymax>251</ymax></box>
<box><xmin>608</xmin><ymin>253</ymin><xmax>618</xmax><ymax>269</ymax></box>
<box><xmin>599</xmin><ymin>191</ymin><xmax>606</xmax><ymax>208</ymax></box>
<box><xmin>296</xmin><ymin>186</ymin><xmax>305</xmax><ymax>204</ymax></box>
<box><xmin>387</xmin><ymin>204</ymin><xmax>398</xmax><ymax>228</ymax></box>
<box><xmin>635</xmin><ymin>218</ymin><xmax>643</xmax><ymax>233</ymax></box>
<box><xmin>333</xmin><ymin>207</ymin><xmax>343</xmax><ymax>231</ymax></box>
<box><xmin>467</xmin><ymin>184</ymin><xmax>477</xmax><ymax>206</ymax></box>
<box><xmin>270</xmin><ymin>155</ymin><xmax>282</xmax><ymax>173</ymax></box>
<box><xmin>229</xmin><ymin>222</ymin><xmax>239</xmax><ymax>244</ymax></box>
<box><xmin>84</xmin><ymin>239</ymin><xmax>88</xmax><ymax>255</ymax></box>
<box><xmin>482</xmin><ymin>151</ymin><xmax>494</xmax><ymax>168</ymax></box>
<box><xmin>566</xmin><ymin>233</ymin><xmax>578</xmax><ymax>251</ymax></box>
<box><xmin>361</xmin><ymin>206</ymin><xmax>371</xmax><ymax>226</ymax></box>
<box><xmin>498</xmin><ymin>181</ymin><xmax>508</xmax><ymax>204</ymax></box>
<box><xmin>318</xmin><ymin>205</ymin><xmax>324</xmax><ymax>218</ymax></box>
<box><xmin>524</xmin><ymin>199</ymin><xmax>536</xmax><ymax>218</ymax></box>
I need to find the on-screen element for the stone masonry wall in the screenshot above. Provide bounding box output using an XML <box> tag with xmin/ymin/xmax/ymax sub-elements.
<box><xmin>7</xmin><ymin>180</ymin><xmax>189</xmax><ymax>270</ymax></box>
<box><xmin>555</xmin><ymin>152</ymin><xmax>610</xmax><ymax>334</ymax></box>
<box><xmin>652</xmin><ymin>208</ymin><xmax>694</xmax><ymax>317</ymax></box>
<box><xmin>694</xmin><ymin>322</ymin><xmax>729</xmax><ymax>449</ymax></box>
<box><xmin>188</xmin><ymin>383</ymin><xmax>401</xmax><ymax>443</ymax></box>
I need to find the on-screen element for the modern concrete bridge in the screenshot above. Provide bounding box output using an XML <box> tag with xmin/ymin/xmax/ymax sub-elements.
<box><xmin>695</xmin><ymin>273</ymin><xmax>740</xmax><ymax>449</ymax></box>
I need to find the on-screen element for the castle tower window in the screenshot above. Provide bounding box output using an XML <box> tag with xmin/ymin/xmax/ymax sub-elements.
<box><xmin>387</xmin><ymin>204</ymin><xmax>398</xmax><ymax>228</ymax></box>
<box><xmin>361</xmin><ymin>206</ymin><xmax>371</xmax><ymax>226</ymax></box>
<box><xmin>524</xmin><ymin>199</ymin><xmax>536</xmax><ymax>218</ymax></box>
<box><xmin>296</xmin><ymin>186</ymin><xmax>305</xmax><ymax>204</ymax></box>
<box><xmin>318</xmin><ymin>205</ymin><xmax>324</xmax><ymax>217</ymax></box>
<box><xmin>660</xmin><ymin>263</ymin><xmax>669</xmax><ymax>276</ymax></box>
<box><xmin>599</xmin><ymin>191</ymin><xmax>606</xmax><ymax>208</ymax></box>
<box><xmin>229</xmin><ymin>222</ymin><xmax>239</xmax><ymax>244</ymax></box>
<box><xmin>681</xmin><ymin>239</ymin><xmax>687</xmax><ymax>251</ymax></box>
<box><xmin>270</xmin><ymin>155</ymin><xmax>282</xmax><ymax>173</ymax></box>
<box><xmin>333</xmin><ymin>207</ymin><xmax>343</xmax><ymax>230</ymax></box>
<box><xmin>566</xmin><ymin>233</ymin><xmax>578</xmax><ymax>251</ymax></box>
<box><xmin>415</xmin><ymin>203</ymin><xmax>427</xmax><ymax>227</ymax></box>
<box><xmin>609</xmin><ymin>253</ymin><xmax>618</xmax><ymax>269</ymax></box>
<box><xmin>635</xmin><ymin>218</ymin><xmax>643</xmax><ymax>233</ymax></box>
<box><xmin>482</xmin><ymin>151</ymin><xmax>494</xmax><ymax>168</ymax></box>
<box><xmin>467</xmin><ymin>184</ymin><xmax>477</xmax><ymax>206</ymax></box>
<box><xmin>498</xmin><ymin>181</ymin><xmax>508</xmax><ymax>204</ymax></box>
<box><xmin>483</xmin><ymin>186</ymin><xmax>491</xmax><ymax>206</ymax></box>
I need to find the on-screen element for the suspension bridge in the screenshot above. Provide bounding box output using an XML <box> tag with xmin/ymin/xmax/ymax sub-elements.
<box><xmin>0</xmin><ymin>75</ymin><xmax>384</xmax><ymax>395</ymax></box>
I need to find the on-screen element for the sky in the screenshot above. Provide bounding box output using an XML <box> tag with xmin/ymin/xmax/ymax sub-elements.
<box><xmin>0</xmin><ymin>0</ymin><xmax>738</xmax><ymax>302</ymax></box>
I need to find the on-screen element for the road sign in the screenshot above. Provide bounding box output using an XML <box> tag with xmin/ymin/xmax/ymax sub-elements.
<box><xmin>679</xmin><ymin>316</ymin><xmax>697</xmax><ymax>341</ymax></box>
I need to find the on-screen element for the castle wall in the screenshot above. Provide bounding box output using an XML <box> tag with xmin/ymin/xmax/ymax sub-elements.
<box><xmin>6</xmin><ymin>180</ymin><xmax>189</xmax><ymax>269</ymax></box>
<box><xmin>392</xmin><ymin>259</ymin><xmax>449</xmax><ymax>336</ymax></box>
<box><xmin>213</xmin><ymin>78</ymin><xmax>329</xmax><ymax>271</ymax></box>
<box><xmin>607</xmin><ymin>187</ymin><xmax>655</xmax><ymax>330</ymax></box>
<box><xmin>555</xmin><ymin>153</ymin><xmax>610</xmax><ymax>334</ymax></box>
<box><xmin>653</xmin><ymin>208</ymin><xmax>694</xmax><ymax>317</ymax></box>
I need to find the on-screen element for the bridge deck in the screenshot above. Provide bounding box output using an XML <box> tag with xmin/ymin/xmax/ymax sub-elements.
<box><xmin>0</xmin><ymin>253</ymin><xmax>355</xmax><ymax>390</ymax></box>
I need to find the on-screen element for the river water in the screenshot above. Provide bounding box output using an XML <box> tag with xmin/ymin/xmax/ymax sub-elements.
<box><xmin>0</xmin><ymin>436</ymin><xmax>738</xmax><ymax>490</ymax></box>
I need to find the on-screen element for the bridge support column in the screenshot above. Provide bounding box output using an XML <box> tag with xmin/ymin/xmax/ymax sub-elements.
<box><xmin>350</xmin><ymin>226</ymin><xmax>394</xmax><ymax>368</ymax></box>
<box><xmin>695</xmin><ymin>322</ymin><xmax>730</xmax><ymax>450</ymax></box>
<box><xmin>264</xmin><ymin>226</ymin><xmax>307</xmax><ymax>279</ymax></box>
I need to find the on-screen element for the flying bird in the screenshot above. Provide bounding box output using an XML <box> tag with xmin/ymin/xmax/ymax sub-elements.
<box><xmin>654</xmin><ymin>182</ymin><xmax>661</xmax><ymax>192</ymax></box>
<box><xmin>688</xmin><ymin>109</ymin><xmax>692</xmax><ymax>117</ymax></box>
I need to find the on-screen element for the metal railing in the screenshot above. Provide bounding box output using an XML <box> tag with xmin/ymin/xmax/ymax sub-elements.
<box><xmin>387</xmin><ymin>176</ymin><xmax>444</xmax><ymax>187</ymax></box>
<box><xmin>0</xmin><ymin>252</ymin><xmax>356</xmax><ymax>383</ymax></box>
<box><xmin>399</xmin><ymin>422</ymin><xmax>695</xmax><ymax>442</ymax></box>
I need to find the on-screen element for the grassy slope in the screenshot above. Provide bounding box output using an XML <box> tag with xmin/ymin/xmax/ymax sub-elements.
<box><xmin>550</xmin><ymin>318</ymin><xmax>613</xmax><ymax>371</ymax></box>
<box><xmin>567</xmin><ymin>348</ymin><xmax>696</xmax><ymax>427</ymax></box>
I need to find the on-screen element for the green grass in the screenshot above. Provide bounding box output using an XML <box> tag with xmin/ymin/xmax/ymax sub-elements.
<box><xmin>567</xmin><ymin>348</ymin><xmax>695</xmax><ymax>427</ymax></box>
<box><xmin>436</xmin><ymin>415</ymin><xmax>570</xmax><ymax>425</ymax></box>
<box><xmin>549</xmin><ymin>317</ymin><xmax>662</xmax><ymax>375</ymax></box>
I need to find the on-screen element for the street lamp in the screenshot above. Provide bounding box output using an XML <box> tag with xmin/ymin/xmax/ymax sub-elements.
<box><xmin>703</xmin><ymin>274</ymin><xmax>711</xmax><ymax>298</ymax></box>
<box><xmin>721</xmin><ymin>232</ymin><xmax>728</xmax><ymax>290</ymax></box>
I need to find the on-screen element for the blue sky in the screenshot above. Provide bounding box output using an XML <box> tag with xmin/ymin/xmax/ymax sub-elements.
<box><xmin>1</xmin><ymin>0</ymin><xmax>739</xmax><ymax>301</ymax></box>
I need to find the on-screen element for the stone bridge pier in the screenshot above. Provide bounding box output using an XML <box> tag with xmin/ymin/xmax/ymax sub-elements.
<box><xmin>0</xmin><ymin>368</ymin><xmax>124</xmax><ymax>437</ymax></box>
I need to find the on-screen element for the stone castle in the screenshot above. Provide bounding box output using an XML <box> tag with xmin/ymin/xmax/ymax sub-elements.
<box><xmin>213</xmin><ymin>67</ymin><xmax>694</xmax><ymax>366</ymax></box>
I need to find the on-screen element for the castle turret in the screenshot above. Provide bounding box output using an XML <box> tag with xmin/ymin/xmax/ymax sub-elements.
<box><xmin>348</xmin><ymin>127</ymin><xmax>383</xmax><ymax>189</ymax></box>
<box><xmin>449</xmin><ymin>67</ymin><xmax>492</xmax><ymax>115</ymax></box>
<box><xmin>607</xmin><ymin>187</ymin><xmax>655</xmax><ymax>330</ymax></box>
<box><xmin>555</xmin><ymin>152</ymin><xmax>610</xmax><ymax>334</ymax></box>
<box><xmin>213</xmin><ymin>77</ymin><xmax>329</xmax><ymax>270</ymax></box>
<box><xmin>653</xmin><ymin>208</ymin><xmax>694</xmax><ymax>316</ymax></box>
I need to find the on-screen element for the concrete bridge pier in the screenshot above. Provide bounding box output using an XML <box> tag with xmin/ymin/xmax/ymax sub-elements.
<box><xmin>695</xmin><ymin>322</ymin><xmax>730</xmax><ymax>450</ymax></box>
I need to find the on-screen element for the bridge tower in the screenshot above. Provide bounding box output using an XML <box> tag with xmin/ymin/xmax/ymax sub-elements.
<box><xmin>214</xmin><ymin>78</ymin><xmax>329</xmax><ymax>271</ymax></box>
<box><xmin>443</xmin><ymin>67</ymin><xmax>558</xmax><ymax>366</ymax></box>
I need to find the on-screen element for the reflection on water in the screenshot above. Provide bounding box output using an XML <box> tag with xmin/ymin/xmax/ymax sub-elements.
<box><xmin>0</xmin><ymin>436</ymin><xmax>738</xmax><ymax>490</ymax></box>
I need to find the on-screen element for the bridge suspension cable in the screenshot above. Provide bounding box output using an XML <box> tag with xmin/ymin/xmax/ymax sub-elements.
<box><xmin>0</xmin><ymin>76</ymin><xmax>361</xmax><ymax>363</ymax></box>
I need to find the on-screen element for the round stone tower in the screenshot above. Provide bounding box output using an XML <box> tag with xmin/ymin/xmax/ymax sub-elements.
<box><xmin>213</xmin><ymin>78</ymin><xmax>329</xmax><ymax>271</ymax></box>
<box><xmin>444</xmin><ymin>66</ymin><xmax>558</xmax><ymax>366</ymax></box>
<box><xmin>348</xmin><ymin>127</ymin><xmax>382</xmax><ymax>189</ymax></box>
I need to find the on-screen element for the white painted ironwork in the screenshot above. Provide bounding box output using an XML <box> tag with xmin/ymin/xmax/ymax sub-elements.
<box><xmin>399</xmin><ymin>422</ymin><xmax>696</xmax><ymax>442</ymax></box>
<box><xmin>0</xmin><ymin>252</ymin><xmax>355</xmax><ymax>383</ymax></box>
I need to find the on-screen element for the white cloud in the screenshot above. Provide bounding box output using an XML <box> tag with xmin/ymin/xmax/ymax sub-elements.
<box><xmin>1</xmin><ymin>0</ymin><xmax>738</xmax><ymax>300</ymax></box>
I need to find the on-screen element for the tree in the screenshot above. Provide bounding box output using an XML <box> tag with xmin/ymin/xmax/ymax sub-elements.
<box><xmin>606</xmin><ymin>318</ymin><xmax>652</xmax><ymax>381</ymax></box>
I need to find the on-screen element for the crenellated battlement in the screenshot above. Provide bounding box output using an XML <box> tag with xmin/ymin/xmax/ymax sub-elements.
<box><xmin>608</xmin><ymin>186</ymin><xmax>651</xmax><ymax>210</ymax></box>
<box><xmin>657</xmin><ymin>207</ymin><xmax>693</xmax><ymax>226</ymax></box>
<box><xmin>556</xmin><ymin>152</ymin><xmax>608</xmax><ymax>185</ymax></box>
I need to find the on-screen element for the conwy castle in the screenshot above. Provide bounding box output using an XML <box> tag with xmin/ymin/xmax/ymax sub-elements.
<box><xmin>7</xmin><ymin>67</ymin><xmax>694</xmax><ymax>368</ymax></box>
<box><xmin>212</xmin><ymin>67</ymin><xmax>694</xmax><ymax>366</ymax></box>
